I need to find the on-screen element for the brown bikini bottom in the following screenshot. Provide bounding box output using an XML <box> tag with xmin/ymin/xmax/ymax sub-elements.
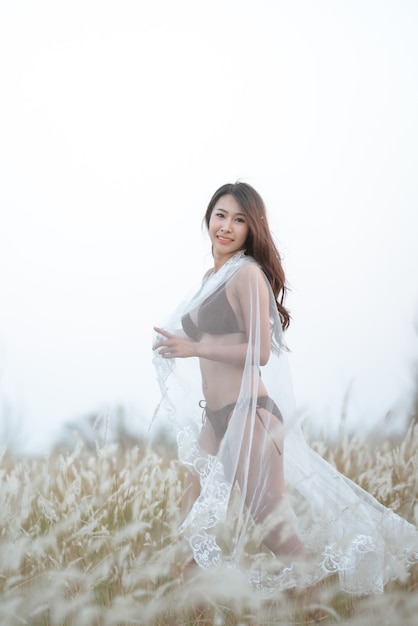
<box><xmin>200</xmin><ymin>395</ymin><xmax>283</xmax><ymax>455</ymax></box>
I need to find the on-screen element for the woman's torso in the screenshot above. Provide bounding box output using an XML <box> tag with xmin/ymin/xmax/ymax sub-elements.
<box><xmin>181</xmin><ymin>276</ymin><xmax>268</xmax><ymax>409</ymax></box>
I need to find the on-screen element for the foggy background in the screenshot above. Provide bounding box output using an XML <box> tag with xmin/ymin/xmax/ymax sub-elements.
<box><xmin>1</xmin><ymin>0</ymin><xmax>417</xmax><ymax>453</ymax></box>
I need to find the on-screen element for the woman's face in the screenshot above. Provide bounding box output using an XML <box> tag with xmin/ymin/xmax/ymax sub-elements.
<box><xmin>209</xmin><ymin>194</ymin><xmax>250</xmax><ymax>259</ymax></box>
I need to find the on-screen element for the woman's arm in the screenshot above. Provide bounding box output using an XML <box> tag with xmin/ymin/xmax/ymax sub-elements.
<box><xmin>153</xmin><ymin>328</ymin><xmax>250</xmax><ymax>365</ymax></box>
<box><xmin>234</xmin><ymin>262</ymin><xmax>271</xmax><ymax>365</ymax></box>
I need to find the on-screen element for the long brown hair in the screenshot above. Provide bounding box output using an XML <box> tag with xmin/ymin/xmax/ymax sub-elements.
<box><xmin>204</xmin><ymin>182</ymin><xmax>290</xmax><ymax>330</ymax></box>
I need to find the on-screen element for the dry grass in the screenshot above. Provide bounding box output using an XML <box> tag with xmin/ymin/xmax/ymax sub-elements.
<box><xmin>0</xmin><ymin>423</ymin><xmax>417</xmax><ymax>626</ymax></box>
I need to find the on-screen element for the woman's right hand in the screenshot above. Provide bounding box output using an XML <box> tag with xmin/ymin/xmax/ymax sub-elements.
<box><xmin>153</xmin><ymin>327</ymin><xmax>197</xmax><ymax>359</ymax></box>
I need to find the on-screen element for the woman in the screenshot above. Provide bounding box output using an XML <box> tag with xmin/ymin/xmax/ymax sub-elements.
<box><xmin>153</xmin><ymin>182</ymin><xmax>418</xmax><ymax>594</ymax></box>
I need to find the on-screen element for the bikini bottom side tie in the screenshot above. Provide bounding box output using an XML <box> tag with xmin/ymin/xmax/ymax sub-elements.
<box><xmin>200</xmin><ymin>396</ymin><xmax>283</xmax><ymax>455</ymax></box>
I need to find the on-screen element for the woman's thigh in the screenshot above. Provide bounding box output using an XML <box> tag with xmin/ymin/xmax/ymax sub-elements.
<box><xmin>237</xmin><ymin>406</ymin><xmax>285</xmax><ymax>521</ymax></box>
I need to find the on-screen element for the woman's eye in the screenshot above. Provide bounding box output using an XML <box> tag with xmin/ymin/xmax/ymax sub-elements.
<box><xmin>236</xmin><ymin>218</ymin><xmax>245</xmax><ymax>223</ymax></box>
<box><xmin>215</xmin><ymin>212</ymin><xmax>225</xmax><ymax>218</ymax></box>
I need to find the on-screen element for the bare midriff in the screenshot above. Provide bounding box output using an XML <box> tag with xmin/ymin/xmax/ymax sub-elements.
<box><xmin>199</xmin><ymin>331</ymin><xmax>268</xmax><ymax>410</ymax></box>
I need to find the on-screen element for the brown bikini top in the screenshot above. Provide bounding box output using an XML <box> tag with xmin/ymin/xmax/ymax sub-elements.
<box><xmin>181</xmin><ymin>281</ymin><xmax>242</xmax><ymax>340</ymax></box>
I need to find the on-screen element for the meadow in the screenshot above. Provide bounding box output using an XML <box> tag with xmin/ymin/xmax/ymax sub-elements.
<box><xmin>0</xmin><ymin>418</ymin><xmax>417</xmax><ymax>626</ymax></box>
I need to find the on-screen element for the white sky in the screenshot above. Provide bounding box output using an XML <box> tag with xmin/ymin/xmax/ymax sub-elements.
<box><xmin>1</xmin><ymin>0</ymin><xmax>417</xmax><ymax>452</ymax></box>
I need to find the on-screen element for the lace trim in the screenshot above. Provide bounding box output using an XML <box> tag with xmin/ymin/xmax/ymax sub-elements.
<box><xmin>178</xmin><ymin>427</ymin><xmax>231</xmax><ymax>534</ymax></box>
<box><xmin>190</xmin><ymin>531</ymin><xmax>223</xmax><ymax>567</ymax></box>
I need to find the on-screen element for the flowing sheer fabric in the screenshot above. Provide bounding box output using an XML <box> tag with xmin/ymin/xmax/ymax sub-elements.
<box><xmin>153</xmin><ymin>252</ymin><xmax>418</xmax><ymax>594</ymax></box>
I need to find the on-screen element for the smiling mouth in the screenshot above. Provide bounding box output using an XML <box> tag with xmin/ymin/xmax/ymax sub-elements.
<box><xmin>217</xmin><ymin>236</ymin><xmax>233</xmax><ymax>244</ymax></box>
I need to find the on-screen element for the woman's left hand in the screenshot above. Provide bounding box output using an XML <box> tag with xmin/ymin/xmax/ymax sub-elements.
<box><xmin>153</xmin><ymin>327</ymin><xmax>197</xmax><ymax>359</ymax></box>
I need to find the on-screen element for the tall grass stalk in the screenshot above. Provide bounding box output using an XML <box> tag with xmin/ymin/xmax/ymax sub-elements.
<box><xmin>0</xmin><ymin>425</ymin><xmax>417</xmax><ymax>625</ymax></box>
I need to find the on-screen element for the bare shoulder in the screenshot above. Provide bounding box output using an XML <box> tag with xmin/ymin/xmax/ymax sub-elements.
<box><xmin>234</xmin><ymin>259</ymin><xmax>266</xmax><ymax>281</ymax></box>
<box><xmin>231</xmin><ymin>259</ymin><xmax>269</xmax><ymax>294</ymax></box>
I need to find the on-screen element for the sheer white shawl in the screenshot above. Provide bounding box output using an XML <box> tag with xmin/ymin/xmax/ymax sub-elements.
<box><xmin>153</xmin><ymin>251</ymin><xmax>418</xmax><ymax>594</ymax></box>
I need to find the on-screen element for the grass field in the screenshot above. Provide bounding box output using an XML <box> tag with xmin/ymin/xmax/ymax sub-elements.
<box><xmin>0</xmin><ymin>420</ymin><xmax>417</xmax><ymax>626</ymax></box>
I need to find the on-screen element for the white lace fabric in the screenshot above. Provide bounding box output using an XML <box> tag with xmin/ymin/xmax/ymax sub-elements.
<box><xmin>153</xmin><ymin>252</ymin><xmax>418</xmax><ymax>594</ymax></box>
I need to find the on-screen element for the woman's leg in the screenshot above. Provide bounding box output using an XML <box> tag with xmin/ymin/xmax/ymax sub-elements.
<box><xmin>180</xmin><ymin>417</ymin><xmax>220</xmax><ymax>521</ymax></box>
<box><xmin>180</xmin><ymin>418</ymin><xmax>221</xmax><ymax>577</ymax></box>
<box><xmin>237</xmin><ymin>406</ymin><xmax>304</xmax><ymax>558</ymax></box>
